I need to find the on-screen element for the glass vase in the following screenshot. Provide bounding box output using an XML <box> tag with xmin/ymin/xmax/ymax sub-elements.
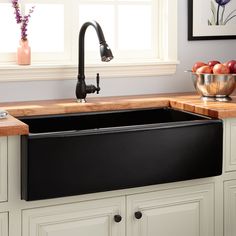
<box><xmin>17</xmin><ymin>39</ymin><xmax>31</xmax><ymax>65</ymax></box>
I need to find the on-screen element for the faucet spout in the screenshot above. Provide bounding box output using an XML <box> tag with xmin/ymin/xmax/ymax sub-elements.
<box><xmin>76</xmin><ymin>21</ymin><xmax>113</xmax><ymax>102</ymax></box>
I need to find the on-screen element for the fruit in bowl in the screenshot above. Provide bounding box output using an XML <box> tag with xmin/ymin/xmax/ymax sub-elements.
<box><xmin>191</xmin><ymin>60</ymin><xmax>236</xmax><ymax>75</ymax></box>
<box><xmin>225</xmin><ymin>60</ymin><xmax>236</xmax><ymax>74</ymax></box>
<box><xmin>196</xmin><ymin>65</ymin><xmax>212</xmax><ymax>74</ymax></box>
<box><xmin>192</xmin><ymin>61</ymin><xmax>207</xmax><ymax>72</ymax></box>
<box><xmin>188</xmin><ymin>60</ymin><xmax>236</xmax><ymax>101</ymax></box>
<box><xmin>208</xmin><ymin>60</ymin><xmax>220</xmax><ymax>68</ymax></box>
<box><xmin>212</xmin><ymin>63</ymin><xmax>230</xmax><ymax>74</ymax></box>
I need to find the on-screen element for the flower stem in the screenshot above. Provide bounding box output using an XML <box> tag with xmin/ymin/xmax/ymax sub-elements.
<box><xmin>224</xmin><ymin>9</ymin><xmax>236</xmax><ymax>24</ymax></box>
<box><xmin>224</xmin><ymin>14</ymin><xmax>236</xmax><ymax>24</ymax></box>
<box><xmin>220</xmin><ymin>6</ymin><xmax>225</xmax><ymax>24</ymax></box>
<box><xmin>216</xmin><ymin>4</ymin><xmax>220</xmax><ymax>25</ymax></box>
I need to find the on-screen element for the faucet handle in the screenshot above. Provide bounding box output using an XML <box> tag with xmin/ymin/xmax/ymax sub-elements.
<box><xmin>96</xmin><ymin>73</ymin><xmax>101</xmax><ymax>94</ymax></box>
<box><xmin>85</xmin><ymin>74</ymin><xmax>100</xmax><ymax>95</ymax></box>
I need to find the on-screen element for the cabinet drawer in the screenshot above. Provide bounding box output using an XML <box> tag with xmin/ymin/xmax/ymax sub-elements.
<box><xmin>22</xmin><ymin>197</ymin><xmax>125</xmax><ymax>236</ymax></box>
<box><xmin>127</xmin><ymin>183</ymin><xmax>214</xmax><ymax>236</ymax></box>
<box><xmin>0</xmin><ymin>137</ymin><xmax>7</xmax><ymax>202</ymax></box>
<box><xmin>225</xmin><ymin>118</ymin><xmax>236</xmax><ymax>172</ymax></box>
<box><xmin>0</xmin><ymin>212</ymin><xmax>8</xmax><ymax>236</ymax></box>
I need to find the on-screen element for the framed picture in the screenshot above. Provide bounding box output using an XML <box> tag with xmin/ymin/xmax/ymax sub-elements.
<box><xmin>188</xmin><ymin>0</ymin><xmax>236</xmax><ymax>40</ymax></box>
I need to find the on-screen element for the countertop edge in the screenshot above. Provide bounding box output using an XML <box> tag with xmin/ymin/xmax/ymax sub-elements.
<box><xmin>0</xmin><ymin>115</ymin><xmax>29</xmax><ymax>136</ymax></box>
<box><xmin>1</xmin><ymin>92</ymin><xmax>236</xmax><ymax>136</ymax></box>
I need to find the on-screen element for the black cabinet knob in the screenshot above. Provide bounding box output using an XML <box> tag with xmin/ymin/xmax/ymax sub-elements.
<box><xmin>134</xmin><ymin>211</ymin><xmax>142</xmax><ymax>219</ymax></box>
<box><xmin>114</xmin><ymin>215</ymin><xmax>122</xmax><ymax>223</ymax></box>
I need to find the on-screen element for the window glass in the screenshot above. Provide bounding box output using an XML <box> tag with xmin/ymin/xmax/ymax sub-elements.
<box><xmin>77</xmin><ymin>1</ymin><xmax>155</xmax><ymax>62</ymax></box>
<box><xmin>0</xmin><ymin>0</ymin><xmax>177</xmax><ymax>74</ymax></box>
<box><xmin>118</xmin><ymin>5</ymin><xmax>152</xmax><ymax>50</ymax></box>
<box><xmin>26</xmin><ymin>4</ymin><xmax>64</xmax><ymax>53</ymax></box>
<box><xmin>0</xmin><ymin>3</ymin><xmax>19</xmax><ymax>52</ymax></box>
<box><xmin>78</xmin><ymin>4</ymin><xmax>115</xmax><ymax>51</ymax></box>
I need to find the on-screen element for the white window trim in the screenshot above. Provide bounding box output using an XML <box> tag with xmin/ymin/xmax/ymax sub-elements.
<box><xmin>0</xmin><ymin>0</ymin><xmax>178</xmax><ymax>82</ymax></box>
<box><xmin>0</xmin><ymin>61</ymin><xmax>178</xmax><ymax>82</ymax></box>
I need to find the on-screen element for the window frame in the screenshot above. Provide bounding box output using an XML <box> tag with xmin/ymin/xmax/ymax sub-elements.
<box><xmin>0</xmin><ymin>0</ymin><xmax>178</xmax><ymax>82</ymax></box>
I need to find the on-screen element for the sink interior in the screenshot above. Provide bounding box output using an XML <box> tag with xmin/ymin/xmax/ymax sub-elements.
<box><xmin>19</xmin><ymin>107</ymin><xmax>210</xmax><ymax>134</ymax></box>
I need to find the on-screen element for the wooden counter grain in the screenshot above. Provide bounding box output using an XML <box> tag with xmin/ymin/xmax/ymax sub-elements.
<box><xmin>169</xmin><ymin>94</ymin><xmax>236</xmax><ymax>118</ymax></box>
<box><xmin>1</xmin><ymin>92</ymin><xmax>236</xmax><ymax>136</ymax></box>
<box><xmin>0</xmin><ymin>94</ymin><xmax>170</xmax><ymax>117</ymax></box>
<box><xmin>0</xmin><ymin>115</ymin><xmax>28</xmax><ymax>136</ymax></box>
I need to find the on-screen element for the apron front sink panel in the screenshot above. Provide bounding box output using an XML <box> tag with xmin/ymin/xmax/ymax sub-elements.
<box><xmin>20</xmin><ymin>108</ymin><xmax>223</xmax><ymax>201</ymax></box>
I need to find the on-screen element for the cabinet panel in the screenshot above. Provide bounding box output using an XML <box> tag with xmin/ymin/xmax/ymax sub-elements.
<box><xmin>22</xmin><ymin>197</ymin><xmax>125</xmax><ymax>236</ymax></box>
<box><xmin>0</xmin><ymin>137</ymin><xmax>7</xmax><ymax>202</ymax></box>
<box><xmin>225</xmin><ymin>118</ymin><xmax>236</xmax><ymax>172</ymax></box>
<box><xmin>0</xmin><ymin>212</ymin><xmax>8</xmax><ymax>236</ymax></box>
<box><xmin>224</xmin><ymin>180</ymin><xmax>236</xmax><ymax>236</ymax></box>
<box><xmin>127</xmin><ymin>183</ymin><xmax>214</xmax><ymax>236</ymax></box>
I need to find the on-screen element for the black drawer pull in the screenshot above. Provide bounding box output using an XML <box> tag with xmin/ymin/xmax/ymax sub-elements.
<box><xmin>114</xmin><ymin>215</ymin><xmax>122</xmax><ymax>223</ymax></box>
<box><xmin>134</xmin><ymin>211</ymin><xmax>142</xmax><ymax>219</ymax></box>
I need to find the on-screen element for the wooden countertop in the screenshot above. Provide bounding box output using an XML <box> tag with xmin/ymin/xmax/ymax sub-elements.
<box><xmin>169</xmin><ymin>94</ymin><xmax>236</xmax><ymax>119</ymax></box>
<box><xmin>0</xmin><ymin>115</ymin><xmax>28</xmax><ymax>136</ymax></box>
<box><xmin>1</xmin><ymin>92</ymin><xmax>236</xmax><ymax>136</ymax></box>
<box><xmin>0</xmin><ymin>94</ymin><xmax>170</xmax><ymax>117</ymax></box>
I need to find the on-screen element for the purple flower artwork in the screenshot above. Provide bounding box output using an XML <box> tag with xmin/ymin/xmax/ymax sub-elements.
<box><xmin>11</xmin><ymin>0</ymin><xmax>35</xmax><ymax>41</ymax></box>
<box><xmin>215</xmin><ymin>0</ymin><xmax>231</xmax><ymax>6</ymax></box>
<box><xmin>209</xmin><ymin>0</ymin><xmax>236</xmax><ymax>25</ymax></box>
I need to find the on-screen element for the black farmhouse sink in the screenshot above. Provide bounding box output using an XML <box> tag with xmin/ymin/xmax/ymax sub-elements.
<box><xmin>20</xmin><ymin>108</ymin><xmax>223</xmax><ymax>201</ymax></box>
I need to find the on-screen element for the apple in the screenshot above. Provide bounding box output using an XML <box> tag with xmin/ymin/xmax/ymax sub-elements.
<box><xmin>192</xmin><ymin>61</ymin><xmax>207</xmax><ymax>72</ymax></box>
<box><xmin>213</xmin><ymin>63</ymin><xmax>230</xmax><ymax>74</ymax></box>
<box><xmin>196</xmin><ymin>65</ymin><xmax>212</xmax><ymax>74</ymax></box>
<box><xmin>208</xmin><ymin>60</ymin><xmax>220</xmax><ymax>68</ymax></box>
<box><xmin>225</xmin><ymin>60</ymin><xmax>236</xmax><ymax>73</ymax></box>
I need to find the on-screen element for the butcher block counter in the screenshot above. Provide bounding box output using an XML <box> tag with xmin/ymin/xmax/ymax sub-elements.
<box><xmin>1</xmin><ymin>92</ymin><xmax>236</xmax><ymax>136</ymax></box>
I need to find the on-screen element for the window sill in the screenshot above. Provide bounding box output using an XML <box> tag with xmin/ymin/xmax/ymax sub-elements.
<box><xmin>0</xmin><ymin>61</ymin><xmax>179</xmax><ymax>82</ymax></box>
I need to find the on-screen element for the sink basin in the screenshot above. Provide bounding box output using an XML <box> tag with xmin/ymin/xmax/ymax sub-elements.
<box><xmin>20</xmin><ymin>107</ymin><xmax>223</xmax><ymax>201</ymax></box>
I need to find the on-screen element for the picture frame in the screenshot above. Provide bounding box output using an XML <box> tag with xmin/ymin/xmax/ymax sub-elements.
<box><xmin>188</xmin><ymin>0</ymin><xmax>236</xmax><ymax>40</ymax></box>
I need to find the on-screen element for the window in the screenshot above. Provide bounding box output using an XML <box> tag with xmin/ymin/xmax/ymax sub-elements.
<box><xmin>0</xmin><ymin>0</ymin><xmax>178</xmax><ymax>81</ymax></box>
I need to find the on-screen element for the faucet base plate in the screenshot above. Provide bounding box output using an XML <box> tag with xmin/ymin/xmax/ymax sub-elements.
<box><xmin>77</xmin><ymin>99</ymin><xmax>87</xmax><ymax>103</ymax></box>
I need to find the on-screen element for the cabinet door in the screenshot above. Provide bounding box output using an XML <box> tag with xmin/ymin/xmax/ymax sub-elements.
<box><xmin>0</xmin><ymin>212</ymin><xmax>8</xmax><ymax>236</ymax></box>
<box><xmin>225</xmin><ymin>118</ymin><xmax>236</xmax><ymax>172</ymax></box>
<box><xmin>0</xmin><ymin>137</ymin><xmax>7</xmax><ymax>202</ymax></box>
<box><xmin>127</xmin><ymin>184</ymin><xmax>214</xmax><ymax>236</ymax></box>
<box><xmin>22</xmin><ymin>197</ymin><xmax>125</xmax><ymax>236</ymax></box>
<box><xmin>224</xmin><ymin>180</ymin><xmax>236</xmax><ymax>236</ymax></box>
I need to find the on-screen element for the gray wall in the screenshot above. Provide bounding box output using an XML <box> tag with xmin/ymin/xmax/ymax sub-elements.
<box><xmin>0</xmin><ymin>1</ymin><xmax>235</xmax><ymax>102</ymax></box>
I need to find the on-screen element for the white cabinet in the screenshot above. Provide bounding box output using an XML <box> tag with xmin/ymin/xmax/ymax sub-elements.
<box><xmin>2</xmin><ymin>115</ymin><xmax>236</xmax><ymax>236</ymax></box>
<box><xmin>22</xmin><ymin>184</ymin><xmax>214</xmax><ymax>236</ymax></box>
<box><xmin>224</xmin><ymin>180</ymin><xmax>236</xmax><ymax>236</ymax></box>
<box><xmin>0</xmin><ymin>212</ymin><xmax>8</xmax><ymax>236</ymax></box>
<box><xmin>0</xmin><ymin>137</ymin><xmax>7</xmax><ymax>202</ymax></box>
<box><xmin>127</xmin><ymin>184</ymin><xmax>214</xmax><ymax>236</ymax></box>
<box><xmin>225</xmin><ymin>118</ymin><xmax>236</xmax><ymax>172</ymax></box>
<box><xmin>22</xmin><ymin>196</ymin><xmax>125</xmax><ymax>236</ymax></box>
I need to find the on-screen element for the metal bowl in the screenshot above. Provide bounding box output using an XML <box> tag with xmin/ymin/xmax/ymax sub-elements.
<box><xmin>186</xmin><ymin>71</ymin><xmax>236</xmax><ymax>101</ymax></box>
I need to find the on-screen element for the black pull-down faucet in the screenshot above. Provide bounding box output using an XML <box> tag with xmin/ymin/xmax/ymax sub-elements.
<box><xmin>76</xmin><ymin>21</ymin><xmax>114</xmax><ymax>103</ymax></box>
